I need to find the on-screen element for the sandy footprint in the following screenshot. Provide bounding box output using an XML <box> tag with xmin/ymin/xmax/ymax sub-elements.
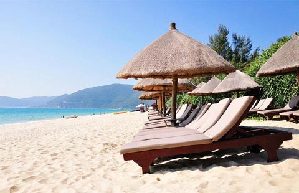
<box><xmin>38</xmin><ymin>178</ymin><xmax>48</xmax><ymax>184</ymax></box>
<box><xmin>9</xmin><ymin>185</ymin><xmax>19</xmax><ymax>193</ymax></box>
<box><xmin>22</xmin><ymin>176</ymin><xmax>37</xmax><ymax>182</ymax></box>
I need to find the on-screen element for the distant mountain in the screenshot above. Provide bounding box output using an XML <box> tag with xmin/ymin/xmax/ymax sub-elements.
<box><xmin>0</xmin><ymin>96</ymin><xmax>55</xmax><ymax>108</ymax></box>
<box><xmin>46</xmin><ymin>84</ymin><xmax>143</xmax><ymax>109</ymax></box>
<box><xmin>0</xmin><ymin>84</ymin><xmax>146</xmax><ymax>109</ymax></box>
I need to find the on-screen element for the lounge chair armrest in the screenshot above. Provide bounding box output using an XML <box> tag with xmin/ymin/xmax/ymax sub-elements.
<box><xmin>163</xmin><ymin>118</ymin><xmax>184</xmax><ymax>125</ymax></box>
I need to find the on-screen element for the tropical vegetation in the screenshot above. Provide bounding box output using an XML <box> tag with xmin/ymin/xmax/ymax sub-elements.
<box><xmin>173</xmin><ymin>25</ymin><xmax>298</xmax><ymax>108</ymax></box>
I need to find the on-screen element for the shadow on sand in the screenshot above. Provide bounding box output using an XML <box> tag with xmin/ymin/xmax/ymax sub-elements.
<box><xmin>246</xmin><ymin>125</ymin><xmax>299</xmax><ymax>134</ymax></box>
<box><xmin>151</xmin><ymin>125</ymin><xmax>298</xmax><ymax>173</ymax></box>
<box><xmin>152</xmin><ymin>147</ymin><xmax>299</xmax><ymax>174</ymax></box>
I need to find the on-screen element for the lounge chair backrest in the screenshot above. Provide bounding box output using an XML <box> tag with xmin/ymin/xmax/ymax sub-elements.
<box><xmin>176</xmin><ymin>104</ymin><xmax>187</xmax><ymax>118</ymax></box>
<box><xmin>250</xmin><ymin>100</ymin><xmax>258</xmax><ymax>110</ymax></box>
<box><xmin>192</xmin><ymin>98</ymin><xmax>231</xmax><ymax>132</ymax></box>
<box><xmin>204</xmin><ymin>96</ymin><xmax>254</xmax><ymax>141</ymax></box>
<box><xmin>285</xmin><ymin>96</ymin><xmax>299</xmax><ymax>109</ymax></box>
<box><xmin>165</xmin><ymin>108</ymin><xmax>171</xmax><ymax>115</ymax></box>
<box><xmin>253</xmin><ymin>99</ymin><xmax>265</xmax><ymax>110</ymax></box>
<box><xmin>193</xmin><ymin>103</ymin><xmax>211</xmax><ymax>121</ymax></box>
<box><xmin>258</xmin><ymin>98</ymin><xmax>273</xmax><ymax>110</ymax></box>
<box><xmin>176</xmin><ymin>105</ymin><xmax>182</xmax><ymax>113</ymax></box>
<box><xmin>179</xmin><ymin>105</ymin><xmax>202</xmax><ymax>126</ymax></box>
<box><xmin>179</xmin><ymin>104</ymin><xmax>193</xmax><ymax>119</ymax></box>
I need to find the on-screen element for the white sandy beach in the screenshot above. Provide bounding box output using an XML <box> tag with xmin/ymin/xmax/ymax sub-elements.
<box><xmin>0</xmin><ymin>112</ymin><xmax>299</xmax><ymax>193</ymax></box>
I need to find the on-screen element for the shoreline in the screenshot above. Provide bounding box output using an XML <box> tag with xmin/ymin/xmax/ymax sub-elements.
<box><xmin>0</xmin><ymin>109</ymin><xmax>130</xmax><ymax>126</ymax></box>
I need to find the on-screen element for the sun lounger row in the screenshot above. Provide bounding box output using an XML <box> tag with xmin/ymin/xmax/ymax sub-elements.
<box><xmin>249</xmin><ymin>98</ymin><xmax>273</xmax><ymax>114</ymax></box>
<box><xmin>257</xmin><ymin>96</ymin><xmax>299</xmax><ymax>119</ymax></box>
<box><xmin>121</xmin><ymin>96</ymin><xmax>292</xmax><ymax>173</ymax></box>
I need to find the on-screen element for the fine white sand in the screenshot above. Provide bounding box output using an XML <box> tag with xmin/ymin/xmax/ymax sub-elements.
<box><xmin>0</xmin><ymin>112</ymin><xmax>299</xmax><ymax>193</ymax></box>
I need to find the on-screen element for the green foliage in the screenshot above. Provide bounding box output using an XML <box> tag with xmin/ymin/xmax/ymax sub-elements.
<box><xmin>170</xmin><ymin>27</ymin><xmax>297</xmax><ymax>109</ymax></box>
<box><xmin>208</xmin><ymin>25</ymin><xmax>259</xmax><ymax>70</ymax></box>
<box><xmin>208</xmin><ymin>25</ymin><xmax>232</xmax><ymax>61</ymax></box>
<box><xmin>245</xmin><ymin>36</ymin><xmax>299</xmax><ymax>108</ymax></box>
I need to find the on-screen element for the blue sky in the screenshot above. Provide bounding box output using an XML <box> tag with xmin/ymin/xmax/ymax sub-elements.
<box><xmin>0</xmin><ymin>0</ymin><xmax>298</xmax><ymax>98</ymax></box>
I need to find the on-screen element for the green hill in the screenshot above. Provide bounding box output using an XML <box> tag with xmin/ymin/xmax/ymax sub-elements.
<box><xmin>46</xmin><ymin>84</ymin><xmax>144</xmax><ymax>109</ymax></box>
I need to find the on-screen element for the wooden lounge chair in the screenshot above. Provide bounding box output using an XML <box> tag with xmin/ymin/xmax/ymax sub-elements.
<box><xmin>290</xmin><ymin>111</ymin><xmax>299</xmax><ymax>123</ymax></box>
<box><xmin>120</xmin><ymin>96</ymin><xmax>292</xmax><ymax>174</ymax></box>
<box><xmin>248</xmin><ymin>98</ymin><xmax>273</xmax><ymax>115</ymax></box>
<box><xmin>179</xmin><ymin>104</ymin><xmax>210</xmax><ymax>127</ymax></box>
<box><xmin>279</xmin><ymin>110</ymin><xmax>299</xmax><ymax>121</ymax></box>
<box><xmin>147</xmin><ymin>104</ymin><xmax>188</xmax><ymax>121</ymax></box>
<box><xmin>135</xmin><ymin>99</ymin><xmax>231</xmax><ymax>141</ymax></box>
<box><xmin>142</xmin><ymin>104</ymin><xmax>211</xmax><ymax>130</ymax></box>
<box><xmin>148</xmin><ymin>107</ymin><xmax>171</xmax><ymax>117</ymax></box>
<box><xmin>147</xmin><ymin>104</ymin><xmax>192</xmax><ymax>124</ymax></box>
<box><xmin>250</xmin><ymin>100</ymin><xmax>258</xmax><ymax>110</ymax></box>
<box><xmin>258</xmin><ymin>96</ymin><xmax>299</xmax><ymax>119</ymax></box>
<box><xmin>142</xmin><ymin>99</ymin><xmax>229</xmax><ymax>131</ymax></box>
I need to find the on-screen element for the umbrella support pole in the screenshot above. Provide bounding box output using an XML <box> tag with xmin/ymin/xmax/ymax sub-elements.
<box><xmin>162</xmin><ymin>88</ymin><xmax>166</xmax><ymax>116</ymax></box>
<box><xmin>159</xmin><ymin>94</ymin><xmax>163</xmax><ymax>115</ymax></box>
<box><xmin>171</xmin><ymin>77</ymin><xmax>178</xmax><ymax>126</ymax></box>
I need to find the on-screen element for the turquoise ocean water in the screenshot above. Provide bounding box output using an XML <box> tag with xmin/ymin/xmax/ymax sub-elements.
<box><xmin>0</xmin><ymin>108</ymin><xmax>123</xmax><ymax>125</ymax></box>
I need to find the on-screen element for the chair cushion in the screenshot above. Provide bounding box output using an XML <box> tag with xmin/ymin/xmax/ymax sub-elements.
<box><xmin>120</xmin><ymin>134</ymin><xmax>212</xmax><ymax>154</ymax></box>
<box><xmin>133</xmin><ymin>128</ymin><xmax>197</xmax><ymax>142</ymax></box>
<box><xmin>205</xmin><ymin>96</ymin><xmax>254</xmax><ymax>141</ymax></box>
<box><xmin>195</xmin><ymin>98</ymin><xmax>231</xmax><ymax>133</ymax></box>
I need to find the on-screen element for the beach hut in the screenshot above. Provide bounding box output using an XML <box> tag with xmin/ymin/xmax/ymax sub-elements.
<box><xmin>117</xmin><ymin>23</ymin><xmax>235</xmax><ymax>125</ymax></box>
<box><xmin>257</xmin><ymin>33</ymin><xmax>299</xmax><ymax>80</ymax></box>
<box><xmin>213</xmin><ymin>70</ymin><xmax>261</xmax><ymax>95</ymax></box>
<box><xmin>134</xmin><ymin>78</ymin><xmax>194</xmax><ymax>115</ymax></box>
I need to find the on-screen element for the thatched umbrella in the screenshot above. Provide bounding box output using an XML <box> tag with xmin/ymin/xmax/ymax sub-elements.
<box><xmin>117</xmin><ymin>23</ymin><xmax>235</xmax><ymax>125</ymax></box>
<box><xmin>133</xmin><ymin>78</ymin><xmax>193</xmax><ymax>92</ymax></box>
<box><xmin>189</xmin><ymin>77</ymin><xmax>221</xmax><ymax>96</ymax></box>
<box><xmin>134</xmin><ymin>78</ymin><xmax>193</xmax><ymax>115</ymax></box>
<box><xmin>187</xmin><ymin>82</ymin><xmax>205</xmax><ymax>104</ymax></box>
<box><xmin>139</xmin><ymin>92</ymin><xmax>161</xmax><ymax>111</ymax></box>
<box><xmin>188</xmin><ymin>82</ymin><xmax>205</xmax><ymax>95</ymax></box>
<box><xmin>139</xmin><ymin>92</ymin><xmax>161</xmax><ymax>100</ymax></box>
<box><xmin>213</xmin><ymin>70</ymin><xmax>261</xmax><ymax>95</ymax></box>
<box><xmin>139</xmin><ymin>91</ymin><xmax>171</xmax><ymax>112</ymax></box>
<box><xmin>257</xmin><ymin>33</ymin><xmax>299</xmax><ymax>81</ymax></box>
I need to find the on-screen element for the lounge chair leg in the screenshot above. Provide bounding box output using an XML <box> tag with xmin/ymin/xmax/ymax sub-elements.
<box><xmin>260</xmin><ymin>141</ymin><xmax>282</xmax><ymax>162</ymax></box>
<box><xmin>132</xmin><ymin>157</ymin><xmax>156</xmax><ymax>174</ymax></box>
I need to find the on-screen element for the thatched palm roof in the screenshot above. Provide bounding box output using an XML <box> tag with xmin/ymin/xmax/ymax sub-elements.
<box><xmin>257</xmin><ymin>33</ymin><xmax>299</xmax><ymax>76</ymax></box>
<box><xmin>117</xmin><ymin>23</ymin><xmax>235</xmax><ymax>79</ymax></box>
<box><xmin>189</xmin><ymin>77</ymin><xmax>221</xmax><ymax>96</ymax></box>
<box><xmin>188</xmin><ymin>82</ymin><xmax>205</xmax><ymax>95</ymax></box>
<box><xmin>139</xmin><ymin>92</ymin><xmax>161</xmax><ymax>100</ymax></box>
<box><xmin>133</xmin><ymin>78</ymin><xmax>194</xmax><ymax>92</ymax></box>
<box><xmin>213</xmin><ymin>70</ymin><xmax>261</xmax><ymax>93</ymax></box>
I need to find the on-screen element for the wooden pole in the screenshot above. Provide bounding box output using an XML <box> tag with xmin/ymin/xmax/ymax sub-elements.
<box><xmin>171</xmin><ymin>77</ymin><xmax>178</xmax><ymax>126</ymax></box>
<box><xmin>162</xmin><ymin>86</ymin><xmax>166</xmax><ymax>116</ymax></box>
<box><xmin>160</xmin><ymin>93</ymin><xmax>163</xmax><ymax>114</ymax></box>
<box><xmin>157</xmin><ymin>95</ymin><xmax>162</xmax><ymax>113</ymax></box>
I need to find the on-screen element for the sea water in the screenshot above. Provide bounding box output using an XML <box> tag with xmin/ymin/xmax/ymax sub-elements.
<box><xmin>0</xmin><ymin>108</ymin><xmax>123</xmax><ymax>125</ymax></box>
